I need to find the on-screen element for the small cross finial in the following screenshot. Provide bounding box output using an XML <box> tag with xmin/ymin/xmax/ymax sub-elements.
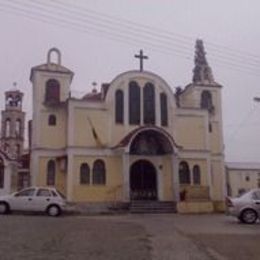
<box><xmin>12</xmin><ymin>82</ymin><xmax>18</xmax><ymax>90</ymax></box>
<box><xmin>135</xmin><ymin>49</ymin><xmax>148</xmax><ymax>71</ymax></box>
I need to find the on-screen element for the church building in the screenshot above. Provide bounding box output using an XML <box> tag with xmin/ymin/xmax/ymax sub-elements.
<box><xmin>29</xmin><ymin>40</ymin><xmax>226</xmax><ymax>213</ymax></box>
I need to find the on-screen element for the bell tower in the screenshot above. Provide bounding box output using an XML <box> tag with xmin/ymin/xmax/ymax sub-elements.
<box><xmin>30</xmin><ymin>47</ymin><xmax>74</xmax><ymax>149</ymax></box>
<box><xmin>1</xmin><ymin>86</ymin><xmax>25</xmax><ymax>158</ymax></box>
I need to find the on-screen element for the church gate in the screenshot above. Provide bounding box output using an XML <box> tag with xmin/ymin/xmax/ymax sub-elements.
<box><xmin>130</xmin><ymin>160</ymin><xmax>157</xmax><ymax>200</ymax></box>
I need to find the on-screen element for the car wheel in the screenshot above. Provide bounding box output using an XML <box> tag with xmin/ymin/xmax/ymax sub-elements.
<box><xmin>240</xmin><ymin>209</ymin><xmax>258</xmax><ymax>224</ymax></box>
<box><xmin>47</xmin><ymin>205</ymin><xmax>61</xmax><ymax>217</ymax></box>
<box><xmin>0</xmin><ymin>202</ymin><xmax>9</xmax><ymax>214</ymax></box>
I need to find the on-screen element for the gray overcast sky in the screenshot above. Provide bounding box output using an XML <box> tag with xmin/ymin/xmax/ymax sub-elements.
<box><xmin>0</xmin><ymin>0</ymin><xmax>260</xmax><ymax>162</ymax></box>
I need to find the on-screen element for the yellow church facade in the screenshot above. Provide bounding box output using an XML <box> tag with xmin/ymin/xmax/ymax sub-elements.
<box><xmin>30</xmin><ymin>40</ymin><xmax>226</xmax><ymax>212</ymax></box>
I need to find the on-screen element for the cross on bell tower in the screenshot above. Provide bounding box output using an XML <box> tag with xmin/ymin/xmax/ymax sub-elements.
<box><xmin>135</xmin><ymin>49</ymin><xmax>148</xmax><ymax>71</ymax></box>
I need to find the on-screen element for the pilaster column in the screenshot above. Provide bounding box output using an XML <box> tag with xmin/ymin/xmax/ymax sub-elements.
<box><xmin>156</xmin><ymin>157</ymin><xmax>163</xmax><ymax>201</ymax></box>
<box><xmin>124</xmin><ymin>87</ymin><xmax>129</xmax><ymax>127</ymax></box>
<box><xmin>4</xmin><ymin>162</ymin><xmax>12</xmax><ymax>194</ymax></box>
<box><xmin>30</xmin><ymin>152</ymin><xmax>39</xmax><ymax>186</ymax></box>
<box><xmin>66</xmin><ymin>152</ymin><xmax>74</xmax><ymax>202</ymax></box>
<box><xmin>156</xmin><ymin>89</ymin><xmax>161</xmax><ymax>126</ymax></box>
<box><xmin>207</xmin><ymin>157</ymin><xmax>212</xmax><ymax>199</ymax></box>
<box><xmin>122</xmin><ymin>153</ymin><xmax>130</xmax><ymax>201</ymax></box>
<box><xmin>220</xmin><ymin>156</ymin><xmax>226</xmax><ymax>200</ymax></box>
<box><xmin>172</xmin><ymin>155</ymin><xmax>180</xmax><ymax>201</ymax></box>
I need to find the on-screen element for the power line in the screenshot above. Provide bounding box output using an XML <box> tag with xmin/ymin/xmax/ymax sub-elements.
<box><xmin>1</xmin><ymin>0</ymin><xmax>260</xmax><ymax>77</ymax></box>
<box><xmin>49</xmin><ymin>0</ymin><xmax>260</xmax><ymax>64</ymax></box>
<box><xmin>0</xmin><ymin>5</ymin><xmax>194</xmax><ymax>73</ymax></box>
<box><xmin>226</xmin><ymin>106</ymin><xmax>258</xmax><ymax>142</ymax></box>
<box><xmin>1</xmin><ymin>1</ymin><xmax>258</xmax><ymax>68</ymax></box>
<box><xmin>19</xmin><ymin>0</ymin><xmax>260</xmax><ymax>68</ymax></box>
<box><xmin>3</xmin><ymin>0</ymin><xmax>197</xmax><ymax>56</ymax></box>
<box><xmin>51</xmin><ymin>0</ymin><xmax>260</xmax><ymax>64</ymax></box>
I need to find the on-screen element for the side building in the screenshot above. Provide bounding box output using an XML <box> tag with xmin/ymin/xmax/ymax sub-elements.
<box><xmin>226</xmin><ymin>162</ymin><xmax>260</xmax><ymax>197</ymax></box>
<box><xmin>30</xmin><ymin>41</ymin><xmax>226</xmax><ymax>213</ymax></box>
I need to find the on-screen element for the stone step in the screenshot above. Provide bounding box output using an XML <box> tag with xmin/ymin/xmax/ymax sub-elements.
<box><xmin>130</xmin><ymin>201</ymin><xmax>177</xmax><ymax>214</ymax></box>
<box><xmin>131</xmin><ymin>208</ymin><xmax>176</xmax><ymax>214</ymax></box>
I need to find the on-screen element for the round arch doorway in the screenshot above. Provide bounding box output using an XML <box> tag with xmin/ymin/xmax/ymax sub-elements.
<box><xmin>130</xmin><ymin>160</ymin><xmax>157</xmax><ymax>200</ymax></box>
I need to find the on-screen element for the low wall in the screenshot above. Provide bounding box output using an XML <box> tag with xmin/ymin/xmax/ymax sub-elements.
<box><xmin>72</xmin><ymin>201</ymin><xmax>130</xmax><ymax>214</ymax></box>
<box><xmin>177</xmin><ymin>201</ymin><xmax>214</xmax><ymax>214</ymax></box>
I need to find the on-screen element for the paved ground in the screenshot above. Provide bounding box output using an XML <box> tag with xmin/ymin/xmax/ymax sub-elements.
<box><xmin>112</xmin><ymin>214</ymin><xmax>260</xmax><ymax>260</ymax></box>
<box><xmin>0</xmin><ymin>213</ymin><xmax>259</xmax><ymax>260</ymax></box>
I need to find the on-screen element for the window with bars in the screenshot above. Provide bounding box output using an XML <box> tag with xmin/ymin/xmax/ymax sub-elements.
<box><xmin>115</xmin><ymin>89</ymin><xmax>124</xmax><ymax>123</ymax></box>
<box><xmin>45</xmin><ymin>79</ymin><xmax>60</xmax><ymax>104</ymax></box>
<box><xmin>129</xmin><ymin>81</ymin><xmax>140</xmax><ymax>125</ymax></box>
<box><xmin>193</xmin><ymin>165</ymin><xmax>201</xmax><ymax>185</ymax></box>
<box><xmin>179</xmin><ymin>161</ymin><xmax>191</xmax><ymax>184</ymax></box>
<box><xmin>47</xmin><ymin>160</ymin><xmax>56</xmax><ymax>186</ymax></box>
<box><xmin>93</xmin><ymin>160</ymin><xmax>106</xmax><ymax>185</ymax></box>
<box><xmin>80</xmin><ymin>163</ymin><xmax>90</xmax><ymax>184</ymax></box>
<box><xmin>160</xmin><ymin>92</ymin><xmax>168</xmax><ymax>126</ymax></box>
<box><xmin>48</xmin><ymin>114</ymin><xmax>56</xmax><ymax>126</ymax></box>
<box><xmin>143</xmin><ymin>83</ymin><xmax>155</xmax><ymax>125</ymax></box>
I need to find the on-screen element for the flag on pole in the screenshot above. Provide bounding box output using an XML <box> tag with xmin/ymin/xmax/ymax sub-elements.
<box><xmin>87</xmin><ymin>116</ymin><xmax>103</xmax><ymax>147</ymax></box>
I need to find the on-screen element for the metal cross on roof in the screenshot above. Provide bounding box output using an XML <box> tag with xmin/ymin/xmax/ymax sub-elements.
<box><xmin>135</xmin><ymin>49</ymin><xmax>148</xmax><ymax>72</ymax></box>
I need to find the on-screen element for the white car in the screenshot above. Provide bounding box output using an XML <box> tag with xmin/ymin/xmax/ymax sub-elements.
<box><xmin>226</xmin><ymin>189</ymin><xmax>260</xmax><ymax>224</ymax></box>
<box><xmin>0</xmin><ymin>187</ymin><xmax>68</xmax><ymax>217</ymax></box>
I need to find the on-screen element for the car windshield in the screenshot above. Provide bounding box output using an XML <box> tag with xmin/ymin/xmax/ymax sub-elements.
<box><xmin>56</xmin><ymin>190</ymin><xmax>66</xmax><ymax>199</ymax></box>
<box><xmin>15</xmin><ymin>188</ymin><xmax>35</xmax><ymax>197</ymax></box>
<box><xmin>236</xmin><ymin>190</ymin><xmax>250</xmax><ymax>198</ymax></box>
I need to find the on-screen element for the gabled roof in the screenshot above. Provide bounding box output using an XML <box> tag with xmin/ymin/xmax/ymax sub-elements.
<box><xmin>30</xmin><ymin>63</ymin><xmax>74</xmax><ymax>81</ymax></box>
<box><xmin>82</xmin><ymin>83</ymin><xmax>110</xmax><ymax>102</ymax></box>
<box><xmin>82</xmin><ymin>92</ymin><xmax>102</xmax><ymax>101</ymax></box>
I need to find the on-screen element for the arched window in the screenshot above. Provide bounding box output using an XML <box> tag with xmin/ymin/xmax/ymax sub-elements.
<box><xmin>5</xmin><ymin>119</ymin><xmax>11</xmax><ymax>137</ymax></box>
<box><xmin>115</xmin><ymin>89</ymin><xmax>124</xmax><ymax>123</ymax></box>
<box><xmin>15</xmin><ymin>119</ymin><xmax>21</xmax><ymax>136</ymax></box>
<box><xmin>160</xmin><ymin>93</ymin><xmax>168</xmax><ymax>126</ymax></box>
<box><xmin>143</xmin><ymin>83</ymin><xmax>155</xmax><ymax>125</ymax></box>
<box><xmin>80</xmin><ymin>163</ymin><xmax>90</xmax><ymax>184</ymax></box>
<box><xmin>129</xmin><ymin>81</ymin><xmax>140</xmax><ymax>125</ymax></box>
<box><xmin>47</xmin><ymin>160</ymin><xmax>56</xmax><ymax>186</ymax></box>
<box><xmin>45</xmin><ymin>79</ymin><xmax>60</xmax><ymax>104</ymax></box>
<box><xmin>193</xmin><ymin>165</ymin><xmax>201</xmax><ymax>185</ymax></box>
<box><xmin>0</xmin><ymin>158</ymin><xmax>4</xmax><ymax>188</ymax></box>
<box><xmin>48</xmin><ymin>115</ymin><xmax>56</xmax><ymax>126</ymax></box>
<box><xmin>200</xmin><ymin>90</ymin><xmax>213</xmax><ymax>111</ymax></box>
<box><xmin>93</xmin><ymin>160</ymin><xmax>106</xmax><ymax>185</ymax></box>
<box><xmin>179</xmin><ymin>161</ymin><xmax>191</xmax><ymax>184</ymax></box>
